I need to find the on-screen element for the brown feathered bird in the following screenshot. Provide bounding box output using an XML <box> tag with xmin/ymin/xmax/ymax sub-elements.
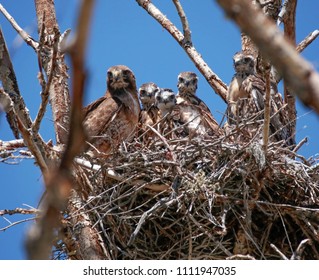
<box><xmin>227</xmin><ymin>51</ymin><xmax>293</xmax><ymax>146</ymax></box>
<box><xmin>175</xmin><ymin>71</ymin><xmax>220</xmax><ymax>137</ymax></box>
<box><xmin>154</xmin><ymin>88</ymin><xmax>180</xmax><ymax>138</ymax></box>
<box><xmin>83</xmin><ymin>65</ymin><xmax>140</xmax><ymax>156</ymax></box>
<box><xmin>138</xmin><ymin>82</ymin><xmax>160</xmax><ymax>129</ymax></box>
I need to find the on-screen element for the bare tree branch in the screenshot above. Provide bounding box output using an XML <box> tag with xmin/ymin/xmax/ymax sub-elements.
<box><xmin>136</xmin><ymin>0</ymin><xmax>228</xmax><ymax>102</ymax></box>
<box><xmin>0</xmin><ymin>4</ymin><xmax>39</xmax><ymax>50</ymax></box>
<box><xmin>16</xmin><ymin>115</ymin><xmax>48</xmax><ymax>174</ymax></box>
<box><xmin>262</xmin><ymin>61</ymin><xmax>271</xmax><ymax>153</ymax></box>
<box><xmin>0</xmin><ymin>29</ymin><xmax>48</xmax><ymax>172</ymax></box>
<box><xmin>34</xmin><ymin>0</ymin><xmax>71</xmax><ymax>145</ymax></box>
<box><xmin>215</xmin><ymin>0</ymin><xmax>319</xmax><ymax>115</ymax></box>
<box><xmin>282</xmin><ymin>0</ymin><xmax>297</xmax><ymax>146</ymax></box>
<box><xmin>32</xmin><ymin>31</ymin><xmax>59</xmax><ymax>134</ymax></box>
<box><xmin>277</xmin><ymin>0</ymin><xmax>295</xmax><ymax>26</ymax></box>
<box><xmin>172</xmin><ymin>0</ymin><xmax>192</xmax><ymax>45</ymax></box>
<box><xmin>1</xmin><ymin>217</ymin><xmax>36</xmax><ymax>232</ymax></box>
<box><xmin>0</xmin><ymin>28</ymin><xmax>32</xmax><ymax>133</ymax></box>
<box><xmin>0</xmin><ymin>88</ymin><xmax>18</xmax><ymax>138</ymax></box>
<box><xmin>26</xmin><ymin>0</ymin><xmax>95</xmax><ymax>260</ymax></box>
<box><xmin>292</xmin><ymin>137</ymin><xmax>307</xmax><ymax>153</ymax></box>
<box><xmin>0</xmin><ymin>139</ymin><xmax>25</xmax><ymax>151</ymax></box>
<box><xmin>0</xmin><ymin>208</ymin><xmax>39</xmax><ymax>216</ymax></box>
<box><xmin>296</xmin><ymin>30</ymin><xmax>319</xmax><ymax>53</ymax></box>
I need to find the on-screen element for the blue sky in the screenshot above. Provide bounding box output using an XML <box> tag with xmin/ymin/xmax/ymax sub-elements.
<box><xmin>0</xmin><ymin>0</ymin><xmax>318</xmax><ymax>259</ymax></box>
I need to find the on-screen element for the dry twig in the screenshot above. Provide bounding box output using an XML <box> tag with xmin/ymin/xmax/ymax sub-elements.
<box><xmin>172</xmin><ymin>0</ymin><xmax>192</xmax><ymax>45</ymax></box>
<box><xmin>0</xmin><ymin>4</ymin><xmax>39</xmax><ymax>50</ymax></box>
<box><xmin>296</xmin><ymin>30</ymin><xmax>319</xmax><ymax>53</ymax></box>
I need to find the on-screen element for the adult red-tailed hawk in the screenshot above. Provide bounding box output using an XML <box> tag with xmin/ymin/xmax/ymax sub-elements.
<box><xmin>175</xmin><ymin>71</ymin><xmax>220</xmax><ymax>137</ymax></box>
<box><xmin>227</xmin><ymin>51</ymin><xmax>293</xmax><ymax>146</ymax></box>
<box><xmin>83</xmin><ymin>65</ymin><xmax>140</xmax><ymax>156</ymax></box>
<box><xmin>138</xmin><ymin>82</ymin><xmax>160</xmax><ymax>129</ymax></box>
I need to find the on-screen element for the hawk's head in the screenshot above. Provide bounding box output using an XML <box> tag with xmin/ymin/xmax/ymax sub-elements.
<box><xmin>233</xmin><ymin>52</ymin><xmax>255</xmax><ymax>75</ymax></box>
<box><xmin>177</xmin><ymin>71</ymin><xmax>198</xmax><ymax>96</ymax></box>
<box><xmin>139</xmin><ymin>82</ymin><xmax>160</xmax><ymax>109</ymax></box>
<box><xmin>155</xmin><ymin>88</ymin><xmax>176</xmax><ymax>117</ymax></box>
<box><xmin>107</xmin><ymin>65</ymin><xmax>136</xmax><ymax>91</ymax></box>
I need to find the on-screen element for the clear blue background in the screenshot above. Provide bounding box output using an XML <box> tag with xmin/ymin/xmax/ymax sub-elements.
<box><xmin>0</xmin><ymin>0</ymin><xmax>318</xmax><ymax>259</ymax></box>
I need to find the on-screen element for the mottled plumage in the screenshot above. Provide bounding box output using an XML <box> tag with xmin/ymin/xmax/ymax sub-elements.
<box><xmin>154</xmin><ymin>88</ymin><xmax>179</xmax><ymax>137</ymax></box>
<box><xmin>175</xmin><ymin>71</ymin><xmax>220</xmax><ymax>137</ymax></box>
<box><xmin>155</xmin><ymin>88</ymin><xmax>176</xmax><ymax>118</ymax></box>
<box><xmin>226</xmin><ymin>52</ymin><xmax>293</xmax><ymax>146</ymax></box>
<box><xmin>83</xmin><ymin>65</ymin><xmax>140</xmax><ymax>156</ymax></box>
<box><xmin>138</xmin><ymin>82</ymin><xmax>160</xmax><ymax>129</ymax></box>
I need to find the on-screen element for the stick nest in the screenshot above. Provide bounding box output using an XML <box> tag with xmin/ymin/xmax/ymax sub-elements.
<box><xmin>61</xmin><ymin>128</ymin><xmax>319</xmax><ymax>260</ymax></box>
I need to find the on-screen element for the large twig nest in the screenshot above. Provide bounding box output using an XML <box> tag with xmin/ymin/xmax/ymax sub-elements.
<box><xmin>58</xmin><ymin>126</ymin><xmax>319</xmax><ymax>260</ymax></box>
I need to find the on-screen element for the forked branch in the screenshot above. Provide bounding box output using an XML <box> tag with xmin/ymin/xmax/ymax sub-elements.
<box><xmin>0</xmin><ymin>4</ymin><xmax>39</xmax><ymax>50</ymax></box>
<box><xmin>136</xmin><ymin>0</ymin><xmax>228</xmax><ymax>102</ymax></box>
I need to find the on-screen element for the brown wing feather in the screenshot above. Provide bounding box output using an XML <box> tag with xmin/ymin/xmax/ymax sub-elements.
<box><xmin>83</xmin><ymin>94</ymin><xmax>120</xmax><ymax>137</ymax></box>
<box><xmin>175</xmin><ymin>96</ymin><xmax>220</xmax><ymax>137</ymax></box>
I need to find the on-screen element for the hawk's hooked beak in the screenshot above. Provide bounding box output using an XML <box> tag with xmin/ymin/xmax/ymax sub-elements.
<box><xmin>113</xmin><ymin>71</ymin><xmax>121</xmax><ymax>82</ymax></box>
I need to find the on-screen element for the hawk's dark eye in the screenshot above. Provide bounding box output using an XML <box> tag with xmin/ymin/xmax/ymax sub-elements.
<box><xmin>244</xmin><ymin>57</ymin><xmax>251</xmax><ymax>63</ymax></box>
<box><xmin>122</xmin><ymin>70</ymin><xmax>130</xmax><ymax>78</ymax></box>
<box><xmin>107</xmin><ymin>71</ymin><xmax>113</xmax><ymax>79</ymax></box>
<box><xmin>178</xmin><ymin>77</ymin><xmax>184</xmax><ymax>83</ymax></box>
<box><xmin>139</xmin><ymin>89</ymin><xmax>146</xmax><ymax>96</ymax></box>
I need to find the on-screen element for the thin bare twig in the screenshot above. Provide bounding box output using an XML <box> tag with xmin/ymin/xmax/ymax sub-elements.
<box><xmin>0</xmin><ymin>29</ymin><xmax>32</xmax><ymax>130</ymax></box>
<box><xmin>282</xmin><ymin>0</ymin><xmax>297</xmax><ymax>145</ymax></box>
<box><xmin>293</xmin><ymin>137</ymin><xmax>308</xmax><ymax>153</ymax></box>
<box><xmin>136</xmin><ymin>0</ymin><xmax>228</xmax><ymax>102</ymax></box>
<box><xmin>296</xmin><ymin>30</ymin><xmax>319</xmax><ymax>53</ymax></box>
<box><xmin>0</xmin><ymin>217</ymin><xmax>36</xmax><ymax>232</ymax></box>
<box><xmin>0</xmin><ymin>28</ymin><xmax>49</xmax><ymax>168</ymax></box>
<box><xmin>0</xmin><ymin>4</ymin><xmax>39</xmax><ymax>50</ymax></box>
<box><xmin>0</xmin><ymin>89</ymin><xmax>48</xmax><ymax>173</ymax></box>
<box><xmin>172</xmin><ymin>0</ymin><xmax>192</xmax><ymax>46</ymax></box>
<box><xmin>270</xmin><ymin>243</ymin><xmax>289</xmax><ymax>260</ymax></box>
<box><xmin>291</xmin><ymin>239</ymin><xmax>310</xmax><ymax>260</ymax></box>
<box><xmin>32</xmin><ymin>29</ymin><xmax>60</xmax><ymax>134</ymax></box>
<box><xmin>0</xmin><ymin>88</ymin><xmax>19</xmax><ymax>138</ymax></box>
<box><xmin>262</xmin><ymin>61</ymin><xmax>271</xmax><ymax>153</ymax></box>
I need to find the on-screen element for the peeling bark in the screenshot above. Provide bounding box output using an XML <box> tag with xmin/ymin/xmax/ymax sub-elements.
<box><xmin>34</xmin><ymin>0</ymin><xmax>71</xmax><ymax>145</ymax></box>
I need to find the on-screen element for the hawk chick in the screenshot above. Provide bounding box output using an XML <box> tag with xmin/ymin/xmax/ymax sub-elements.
<box><xmin>155</xmin><ymin>88</ymin><xmax>177</xmax><ymax>118</ymax></box>
<box><xmin>138</xmin><ymin>82</ymin><xmax>161</xmax><ymax>138</ymax></box>
<box><xmin>175</xmin><ymin>71</ymin><xmax>220</xmax><ymax>137</ymax></box>
<box><xmin>227</xmin><ymin>51</ymin><xmax>293</xmax><ymax>146</ymax></box>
